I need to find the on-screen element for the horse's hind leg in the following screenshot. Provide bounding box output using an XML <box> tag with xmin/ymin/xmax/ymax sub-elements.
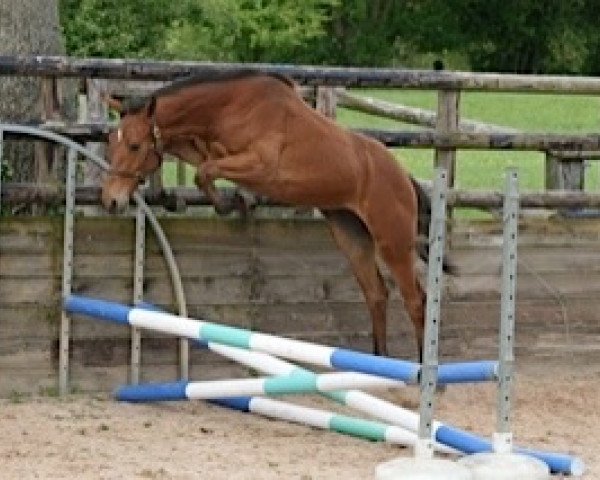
<box><xmin>322</xmin><ymin>209</ymin><xmax>390</xmax><ymax>356</ymax></box>
<box><xmin>365</xmin><ymin>209</ymin><xmax>426</xmax><ymax>362</ymax></box>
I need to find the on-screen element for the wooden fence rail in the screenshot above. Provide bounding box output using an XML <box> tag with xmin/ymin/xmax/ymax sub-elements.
<box><xmin>2</xmin><ymin>55</ymin><xmax>600</xmax><ymax>204</ymax></box>
<box><xmin>4</xmin><ymin>55</ymin><xmax>600</xmax><ymax>92</ymax></box>
<box><xmin>5</xmin><ymin>183</ymin><xmax>600</xmax><ymax>210</ymax></box>
<box><xmin>5</xmin><ymin>123</ymin><xmax>600</xmax><ymax>153</ymax></box>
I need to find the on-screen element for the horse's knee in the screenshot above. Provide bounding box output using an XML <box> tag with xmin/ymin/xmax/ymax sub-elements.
<box><xmin>209</xmin><ymin>141</ymin><xmax>228</xmax><ymax>158</ymax></box>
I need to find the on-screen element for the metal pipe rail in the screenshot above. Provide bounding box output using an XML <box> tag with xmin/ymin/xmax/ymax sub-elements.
<box><xmin>0</xmin><ymin>123</ymin><xmax>189</xmax><ymax>394</ymax></box>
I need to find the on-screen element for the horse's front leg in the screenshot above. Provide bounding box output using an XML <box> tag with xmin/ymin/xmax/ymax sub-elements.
<box><xmin>193</xmin><ymin>169</ymin><xmax>238</xmax><ymax>216</ymax></box>
<box><xmin>199</xmin><ymin>147</ymin><xmax>269</xmax><ymax>185</ymax></box>
<box><xmin>195</xmin><ymin>142</ymin><xmax>256</xmax><ymax>216</ymax></box>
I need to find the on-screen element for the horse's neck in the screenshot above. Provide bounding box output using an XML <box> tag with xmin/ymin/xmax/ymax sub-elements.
<box><xmin>157</xmin><ymin>86</ymin><xmax>224</xmax><ymax>139</ymax></box>
<box><xmin>165</xmin><ymin>138</ymin><xmax>205</xmax><ymax>169</ymax></box>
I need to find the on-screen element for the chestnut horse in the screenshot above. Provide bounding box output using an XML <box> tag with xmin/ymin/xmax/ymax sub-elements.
<box><xmin>102</xmin><ymin>71</ymin><xmax>450</xmax><ymax>360</ymax></box>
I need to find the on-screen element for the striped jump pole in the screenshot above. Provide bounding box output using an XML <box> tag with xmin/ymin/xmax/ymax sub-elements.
<box><xmin>113</xmin><ymin>337</ymin><xmax>582</xmax><ymax>475</ymax></box>
<box><xmin>116</xmin><ymin>339</ymin><xmax>582</xmax><ymax>475</ymax></box>
<box><xmin>116</xmin><ymin>370</ymin><xmax>404</xmax><ymax>400</ymax></box>
<box><xmin>209</xmin><ymin>396</ymin><xmax>453</xmax><ymax>453</ymax></box>
<box><xmin>197</xmin><ymin>342</ymin><xmax>583</xmax><ymax>476</ymax></box>
<box><xmin>64</xmin><ymin>295</ymin><xmax>497</xmax><ymax>385</ymax></box>
<box><xmin>212</xmin><ymin>396</ymin><xmax>459</xmax><ymax>454</ymax></box>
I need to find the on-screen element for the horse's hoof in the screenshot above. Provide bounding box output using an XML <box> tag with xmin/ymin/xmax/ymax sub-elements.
<box><xmin>214</xmin><ymin>201</ymin><xmax>235</xmax><ymax>216</ymax></box>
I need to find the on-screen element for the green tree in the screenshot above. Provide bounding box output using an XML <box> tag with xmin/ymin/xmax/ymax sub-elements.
<box><xmin>300</xmin><ymin>0</ymin><xmax>410</xmax><ymax>66</ymax></box>
<box><xmin>163</xmin><ymin>0</ymin><xmax>339</xmax><ymax>63</ymax></box>
<box><xmin>60</xmin><ymin>0</ymin><xmax>178</xmax><ymax>58</ymax></box>
<box><xmin>399</xmin><ymin>0</ymin><xmax>590</xmax><ymax>74</ymax></box>
<box><xmin>59</xmin><ymin>0</ymin><xmax>598</xmax><ymax>74</ymax></box>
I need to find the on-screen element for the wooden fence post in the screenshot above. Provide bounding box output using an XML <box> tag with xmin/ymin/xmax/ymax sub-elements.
<box><xmin>316</xmin><ymin>86</ymin><xmax>337</xmax><ymax>120</ymax></box>
<box><xmin>435</xmin><ymin>89</ymin><xmax>460</xmax><ymax>187</ymax></box>
<box><xmin>81</xmin><ymin>79</ymin><xmax>108</xmax><ymax>214</ymax></box>
<box><xmin>435</xmin><ymin>89</ymin><xmax>460</xmax><ymax>234</ymax></box>
<box><xmin>545</xmin><ymin>153</ymin><xmax>585</xmax><ymax>191</ymax></box>
<box><xmin>34</xmin><ymin>77</ymin><xmax>61</xmax><ymax>205</ymax></box>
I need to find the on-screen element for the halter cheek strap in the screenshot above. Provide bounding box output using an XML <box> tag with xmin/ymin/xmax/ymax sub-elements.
<box><xmin>109</xmin><ymin>120</ymin><xmax>164</xmax><ymax>181</ymax></box>
<box><xmin>151</xmin><ymin>120</ymin><xmax>165</xmax><ymax>160</ymax></box>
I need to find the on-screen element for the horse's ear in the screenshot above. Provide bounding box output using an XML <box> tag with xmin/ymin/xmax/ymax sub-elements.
<box><xmin>102</xmin><ymin>93</ymin><xmax>123</xmax><ymax>113</ymax></box>
<box><xmin>146</xmin><ymin>96</ymin><xmax>157</xmax><ymax>118</ymax></box>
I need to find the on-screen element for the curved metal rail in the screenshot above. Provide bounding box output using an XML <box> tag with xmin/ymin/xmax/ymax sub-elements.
<box><xmin>0</xmin><ymin>123</ymin><xmax>188</xmax><ymax>394</ymax></box>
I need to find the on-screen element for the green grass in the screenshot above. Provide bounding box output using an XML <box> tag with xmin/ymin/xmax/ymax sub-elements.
<box><xmin>162</xmin><ymin>89</ymin><xmax>600</xmax><ymax>196</ymax></box>
<box><xmin>337</xmin><ymin>89</ymin><xmax>600</xmax><ymax>193</ymax></box>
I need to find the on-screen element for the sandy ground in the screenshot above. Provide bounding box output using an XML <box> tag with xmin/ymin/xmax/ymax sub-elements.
<box><xmin>0</xmin><ymin>366</ymin><xmax>596</xmax><ymax>480</ymax></box>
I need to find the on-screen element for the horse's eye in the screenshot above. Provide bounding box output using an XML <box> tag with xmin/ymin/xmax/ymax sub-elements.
<box><xmin>130</xmin><ymin>143</ymin><xmax>141</xmax><ymax>152</ymax></box>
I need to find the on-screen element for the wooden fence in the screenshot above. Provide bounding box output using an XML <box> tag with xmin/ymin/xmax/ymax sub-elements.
<box><xmin>3</xmin><ymin>55</ymin><xmax>600</xmax><ymax>199</ymax></box>
<box><xmin>2</xmin><ymin>215</ymin><xmax>600</xmax><ymax>397</ymax></box>
<box><xmin>2</xmin><ymin>57</ymin><xmax>600</xmax><ymax>395</ymax></box>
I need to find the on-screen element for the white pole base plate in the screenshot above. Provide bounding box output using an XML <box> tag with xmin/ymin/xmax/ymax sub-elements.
<box><xmin>458</xmin><ymin>452</ymin><xmax>550</xmax><ymax>480</ymax></box>
<box><xmin>376</xmin><ymin>457</ymin><xmax>473</xmax><ymax>480</ymax></box>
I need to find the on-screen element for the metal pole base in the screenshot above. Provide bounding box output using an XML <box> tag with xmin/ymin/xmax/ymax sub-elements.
<box><xmin>376</xmin><ymin>457</ymin><xmax>473</xmax><ymax>480</ymax></box>
<box><xmin>458</xmin><ymin>453</ymin><xmax>550</xmax><ymax>480</ymax></box>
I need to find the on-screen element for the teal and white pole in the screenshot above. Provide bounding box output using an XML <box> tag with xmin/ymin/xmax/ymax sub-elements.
<box><xmin>65</xmin><ymin>295</ymin><xmax>498</xmax><ymax>385</ymax></box>
<box><xmin>116</xmin><ymin>370</ymin><xmax>404</xmax><ymax>400</ymax></box>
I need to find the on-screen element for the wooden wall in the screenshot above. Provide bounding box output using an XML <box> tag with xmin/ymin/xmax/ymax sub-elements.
<box><xmin>1</xmin><ymin>214</ymin><xmax>600</xmax><ymax>397</ymax></box>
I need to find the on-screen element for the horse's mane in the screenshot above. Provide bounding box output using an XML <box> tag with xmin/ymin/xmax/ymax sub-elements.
<box><xmin>122</xmin><ymin>70</ymin><xmax>295</xmax><ymax>115</ymax></box>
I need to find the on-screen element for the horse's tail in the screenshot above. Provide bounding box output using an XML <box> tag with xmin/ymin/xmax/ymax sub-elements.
<box><xmin>410</xmin><ymin>176</ymin><xmax>457</xmax><ymax>274</ymax></box>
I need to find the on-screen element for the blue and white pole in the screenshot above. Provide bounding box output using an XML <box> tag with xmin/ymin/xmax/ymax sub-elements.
<box><xmin>205</xmin><ymin>342</ymin><xmax>585</xmax><ymax>476</ymax></box>
<box><xmin>65</xmin><ymin>295</ymin><xmax>583</xmax><ymax>474</ymax></box>
<box><xmin>116</xmin><ymin>370</ymin><xmax>404</xmax><ymax>400</ymax></box>
<box><xmin>194</xmin><ymin>391</ymin><xmax>458</xmax><ymax>454</ymax></box>
<box><xmin>65</xmin><ymin>295</ymin><xmax>497</xmax><ymax>385</ymax></box>
<box><xmin>118</xmin><ymin>338</ymin><xmax>583</xmax><ymax>475</ymax></box>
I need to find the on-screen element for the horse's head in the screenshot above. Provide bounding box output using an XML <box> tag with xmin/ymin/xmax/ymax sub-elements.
<box><xmin>102</xmin><ymin>96</ymin><xmax>163</xmax><ymax>213</ymax></box>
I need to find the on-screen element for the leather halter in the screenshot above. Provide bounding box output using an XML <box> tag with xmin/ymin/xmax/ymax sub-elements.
<box><xmin>109</xmin><ymin>118</ymin><xmax>164</xmax><ymax>182</ymax></box>
<box><xmin>151</xmin><ymin>119</ymin><xmax>165</xmax><ymax>157</ymax></box>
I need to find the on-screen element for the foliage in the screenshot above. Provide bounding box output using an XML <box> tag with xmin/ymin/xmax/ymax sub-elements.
<box><xmin>60</xmin><ymin>0</ymin><xmax>178</xmax><ymax>58</ymax></box>
<box><xmin>172</xmin><ymin>0</ymin><xmax>339</xmax><ymax>63</ymax></box>
<box><xmin>60</xmin><ymin>0</ymin><xmax>600</xmax><ymax>74</ymax></box>
<box><xmin>61</xmin><ymin>0</ymin><xmax>338</xmax><ymax>62</ymax></box>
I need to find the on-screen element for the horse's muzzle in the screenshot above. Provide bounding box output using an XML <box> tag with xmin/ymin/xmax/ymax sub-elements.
<box><xmin>101</xmin><ymin>184</ymin><xmax>131</xmax><ymax>214</ymax></box>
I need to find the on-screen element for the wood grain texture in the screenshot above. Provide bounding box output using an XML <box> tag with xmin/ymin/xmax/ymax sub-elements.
<box><xmin>1</xmin><ymin>215</ymin><xmax>600</xmax><ymax>396</ymax></box>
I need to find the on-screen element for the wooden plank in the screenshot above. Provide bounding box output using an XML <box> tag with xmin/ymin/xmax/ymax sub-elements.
<box><xmin>5</xmin><ymin>216</ymin><xmax>600</xmax><ymax>255</ymax></box>
<box><xmin>6</xmin><ymin>239</ymin><xmax>600</xmax><ymax>279</ymax></box>
<box><xmin>448</xmin><ymin>271</ymin><xmax>600</xmax><ymax>300</ymax></box>
<box><xmin>5</xmin><ymin>56</ymin><xmax>600</xmax><ymax>93</ymax></box>
<box><xmin>3</xmin><ymin>215</ymin><xmax>600</xmax><ymax>397</ymax></box>
<box><xmin>0</xmin><ymin>305</ymin><xmax>58</xmax><ymax>341</ymax></box>
<box><xmin>0</xmin><ymin>278</ymin><xmax>59</xmax><ymax>305</ymax></box>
